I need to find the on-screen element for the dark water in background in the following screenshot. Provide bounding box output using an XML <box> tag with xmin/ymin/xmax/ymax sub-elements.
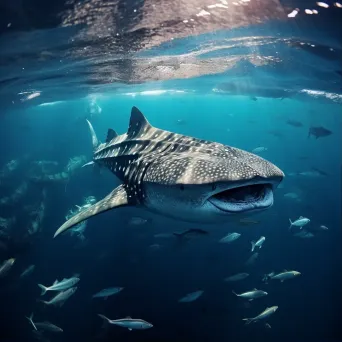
<box><xmin>0</xmin><ymin>1</ymin><xmax>342</xmax><ymax>342</ymax></box>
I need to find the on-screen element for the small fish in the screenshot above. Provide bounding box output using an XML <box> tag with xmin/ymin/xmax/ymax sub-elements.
<box><xmin>219</xmin><ymin>232</ymin><xmax>241</xmax><ymax>243</ymax></box>
<box><xmin>224</xmin><ymin>273</ymin><xmax>249</xmax><ymax>282</ymax></box>
<box><xmin>39</xmin><ymin>287</ymin><xmax>77</xmax><ymax>306</ymax></box>
<box><xmin>173</xmin><ymin>228</ymin><xmax>209</xmax><ymax>238</ymax></box>
<box><xmin>233</xmin><ymin>288</ymin><xmax>268</xmax><ymax>301</ymax></box>
<box><xmin>270</xmin><ymin>270</ymin><xmax>301</xmax><ymax>282</ymax></box>
<box><xmin>128</xmin><ymin>217</ymin><xmax>148</xmax><ymax>226</ymax></box>
<box><xmin>287</xmin><ymin>172</ymin><xmax>298</xmax><ymax>177</ymax></box>
<box><xmin>317</xmin><ymin>225</ymin><xmax>329</xmax><ymax>231</ymax></box>
<box><xmin>0</xmin><ymin>258</ymin><xmax>15</xmax><ymax>278</ymax></box>
<box><xmin>251</xmin><ymin>236</ymin><xmax>265</xmax><ymax>252</ymax></box>
<box><xmin>293</xmin><ymin>229</ymin><xmax>315</xmax><ymax>238</ymax></box>
<box><xmin>35</xmin><ymin>322</ymin><xmax>63</xmax><ymax>333</ymax></box>
<box><xmin>308</xmin><ymin>126</ymin><xmax>332</xmax><ymax>139</ymax></box>
<box><xmin>238</xmin><ymin>218</ymin><xmax>260</xmax><ymax>226</ymax></box>
<box><xmin>84</xmin><ymin>195</ymin><xmax>97</xmax><ymax>204</ymax></box>
<box><xmin>93</xmin><ymin>287</ymin><xmax>124</xmax><ymax>299</ymax></box>
<box><xmin>245</xmin><ymin>252</ymin><xmax>259</xmax><ymax>266</ymax></box>
<box><xmin>303</xmin><ymin>225</ymin><xmax>328</xmax><ymax>233</ymax></box>
<box><xmin>98</xmin><ymin>314</ymin><xmax>153</xmax><ymax>331</ymax></box>
<box><xmin>154</xmin><ymin>233</ymin><xmax>174</xmax><ymax>239</ymax></box>
<box><xmin>178</xmin><ymin>290</ymin><xmax>204</xmax><ymax>303</ymax></box>
<box><xmin>38</xmin><ymin>276</ymin><xmax>80</xmax><ymax>295</ymax></box>
<box><xmin>311</xmin><ymin>167</ymin><xmax>328</xmax><ymax>177</ymax></box>
<box><xmin>26</xmin><ymin>313</ymin><xmax>37</xmax><ymax>331</ymax></box>
<box><xmin>149</xmin><ymin>243</ymin><xmax>161</xmax><ymax>251</ymax></box>
<box><xmin>286</xmin><ymin>119</ymin><xmax>303</xmax><ymax>127</ymax></box>
<box><xmin>242</xmin><ymin>306</ymin><xmax>278</xmax><ymax>324</ymax></box>
<box><xmin>289</xmin><ymin>216</ymin><xmax>310</xmax><ymax>230</ymax></box>
<box><xmin>20</xmin><ymin>264</ymin><xmax>36</xmax><ymax>278</ymax></box>
<box><xmin>298</xmin><ymin>171</ymin><xmax>322</xmax><ymax>177</ymax></box>
<box><xmin>76</xmin><ymin>204</ymin><xmax>92</xmax><ymax>211</ymax></box>
<box><xmin>252</xmin><ymin>147</ymin><xmax>268</xmax><ymax>153</ymax></box>
<box><xmin>283</xmin><ymin>192</ymin><xmax>300</xmax><ymax>199</ymax></box>
<box><xmin>265</xmin><ymin>323</ymin><xmax>272</xmax><ymax>329</ymax></box>
<box><xmin>267</xmin><ymin>129</ymin><xmax>283</xmax><ymax>138</ymax></box>
<box><xmin>176</xmin><ymin>119</ymin><xmax>186</xmax><ymax>125</ymax></box>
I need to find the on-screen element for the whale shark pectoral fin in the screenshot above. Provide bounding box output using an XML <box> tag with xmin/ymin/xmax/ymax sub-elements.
<box><xmin>86</xmin><ymin>119</ymin><xmax>99</xmax><ymax>149</ymax></box>
<box><xmin>82</xmin><ymin>161</ymin><xmax>94</xmax><ymax>168</ymax></box>
<box><xmin>54</xmin><ymin>184</ymin><xmax>130</xmax><ymax>238</ymax></box>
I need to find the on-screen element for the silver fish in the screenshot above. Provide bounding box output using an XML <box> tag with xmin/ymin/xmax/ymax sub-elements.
<box><xmin>178</xmin><ymin>290</ymin><xmax>204</xmax><ymax>303</ymax></box>
<box><xmin>224</xmin><ymin>273</ymin><xmax>249</xmax><ymax>282</ymax></box>
<box><xmin>20</xmin><ymin>264</ymin><xmax>36</xmax><ymax>278</ymax></box>
<box><xmin>39</xmin><ymin>287</ymin><xmax>77</xmax><ymax>307</ymax></box>
<box><xmin>35</xmin><ymin>322</ymin><xmax>63</xmax><ymax>333</ymax></box>
<box><xmin>219</xmin><ymin>232</ymin><xmax>241</xmax><ymax>243</ymax></box>
<box><xmin>98</xmin><ymin>314</ymin><xmax>153</xmax><ymax>330</ymax></box>
<box><xmin>0</xmin><ymin>258</ymin><xmax>15</xmax><ymax>278</ymax></box>
<box><xmin>251</xmin><ymin>236</ymin><xmax>265</xmax><ymax>252</ymax></box>
<box><xmin>38</xmin><ymin>277</ymin><xmax>80</xmax><ymax>295</ymax></box>
<box><xmin>243</xmin><ymin>306</ymin><xmax>278</xmax><ymax>324</ymax></box>
<box><xmin>270</xmin><ymin>270</ymin><xmax>301</xmax><ymax>282</ymax></box>
<box><xmin>26</xmin><ymin>313</ymin><xmax>37</xmax><ymax>331</ymax></box>
<box><xmin>289</xmin><ymin>216</ymin><xmax>310</xmax><ymax>230</ymax></box>
<box><xmin>128</xmin><ymin>217</ymin><xmax>148</xmax><ymax>225</ymax></box>
<box><xmin>232</xmin><ymin>288</ymin><xmax>268</xmax><ymax>301</ymax></box>
<box><xmin>252</xmin><ymin>146</ymin><xmax>268</xmax><ymax>153</ymax></box>
<box><xmin>92</xmin><ymin>287</ymin><xmax>124</xmax><ymax>299</ymax></box>
<box><xmin>245</xmin><ymin>252</ymin><xmax>259</xmax><ymax>266</ymax></box>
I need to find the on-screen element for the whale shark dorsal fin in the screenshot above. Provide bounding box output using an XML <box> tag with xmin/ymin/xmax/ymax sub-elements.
<box><xmin>54</xmin><ymin>184</ymin><xmax>131</xmax><ymax>238</ymax></box>
<box><xmin>128</xmin><ymin>107</ymin><xmax>152</xmax><ymax>137</ymax></box>
<box><xmin>106</xmin><ymin>129</ymin><xmax>118</xmax><ymax>143</ymax></box>
<box><xmin>299</xmin><ymin>216</ymin><xmax>304</xmax><ymax>219</ymax></box>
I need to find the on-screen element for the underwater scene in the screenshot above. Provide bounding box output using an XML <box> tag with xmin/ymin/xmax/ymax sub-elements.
<box><xmin>0</xmin><ymin>1</ymin><xmax>341</xmax><ymax>342</ymax></box>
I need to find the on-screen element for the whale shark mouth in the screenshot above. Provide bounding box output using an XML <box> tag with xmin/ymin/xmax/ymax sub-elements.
<box><xmin>208</xmin><ymin>183</ymin><xmax>273</xmax><ymax>213</ymax></box>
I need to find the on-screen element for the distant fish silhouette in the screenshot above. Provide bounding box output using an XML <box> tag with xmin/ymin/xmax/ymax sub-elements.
<box><xmin>173</xmin><ymin>228</ymin><xmax>209</xmax><ymax>238</ymax></box>
<box><xmin>238</xmin><ymin>218</ymin><xmax>260</xmax><ymax>226</ymax></box>
<box><xmin>308</xmin><ymin>126</ymin><xmax>332</xmax><ymax>139</ymax></box>
<box><xmin>311</xmin><ymin>167</ymin><xmax>329</xmax><ymax>177</ymax></box>
<box><xmin>286</xmin><ymin>119</ymin><xmax>303</xmax><ymax>127</ymax></box>
<box><xmin>267</xmin><ymin>130</ymin><xmax>283</xmax><ymax>138</ymax></box>
<box><xmin>176</xmin><ymin>119</ymin><xmax>186</xmax><ymax>125</ymax></box>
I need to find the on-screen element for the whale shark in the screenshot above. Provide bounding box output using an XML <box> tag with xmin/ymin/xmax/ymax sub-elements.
<box><xmin>54</xmin><ymin>107</ymin><xmax>284</xmax><ymax>238</ymax></box>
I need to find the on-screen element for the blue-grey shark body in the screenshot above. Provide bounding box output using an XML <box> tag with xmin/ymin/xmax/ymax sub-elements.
<box><xmin>54</xmin><ymin>107</ymin><xmax>284</xmax><ymax>238</ymax></box>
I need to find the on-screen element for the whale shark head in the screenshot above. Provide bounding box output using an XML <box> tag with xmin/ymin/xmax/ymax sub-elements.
<box><xmin>54</xmin><ymin>107</ymin><xmax>284</xmax><ymax>237</ymax></box>
<box><xmin>142</xmin><ymin>148</ymin><xmax>283</xmax><ymax>222</ymax></box>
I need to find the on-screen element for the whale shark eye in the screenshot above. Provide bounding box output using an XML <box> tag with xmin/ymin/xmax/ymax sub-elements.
<box><xmin>180</xmin><ymin>185</ymin><xmax>184</xmax><ymax>190</ymax></box>
<box><xmin>212</xmin><ymin>184</ymin><xmax>217</xmax><ymax>191</ymax></box>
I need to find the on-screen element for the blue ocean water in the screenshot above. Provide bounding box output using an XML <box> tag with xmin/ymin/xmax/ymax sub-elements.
<box><xmin>0</xmin><ymin>1</ymin><xmax>342</xmax><ymax>342</ymax></box>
